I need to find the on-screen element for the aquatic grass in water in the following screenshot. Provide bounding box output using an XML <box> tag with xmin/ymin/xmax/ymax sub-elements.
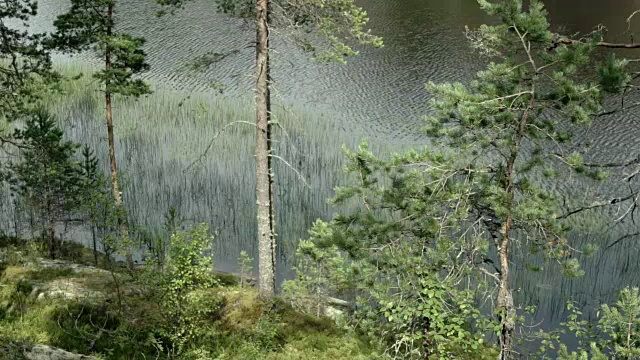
<box><xmin>0</xmin><ymin>62</ymin><xmax>401</xmax><ymax>279</ymax></box>
<box><xmin>0</xmin><ymin>63</ymin><xmax>638</xmax><ymax>338</ymax></box>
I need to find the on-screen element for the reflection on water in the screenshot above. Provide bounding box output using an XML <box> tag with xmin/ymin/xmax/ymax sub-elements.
<box><xmin>12</xmin><ymin>0</ymin><xmax>640</xmax><ymax>346</ymax></box>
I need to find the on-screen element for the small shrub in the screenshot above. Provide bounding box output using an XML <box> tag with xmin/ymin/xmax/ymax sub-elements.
<box><xmin>142</xmin><ymin>224</ymin><xmax>222</xmax><ymax>354</ymax></box>
<box><xmin>238</xmin><ymin>250</ymin><xmax>253</xmax><ymax>288</ymax></box>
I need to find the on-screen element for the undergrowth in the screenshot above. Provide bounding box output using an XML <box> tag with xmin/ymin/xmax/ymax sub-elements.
<box><xmin>0</xmin><ymin>233</ymin><xmax>379</xmax><ymax>360</ymax></box>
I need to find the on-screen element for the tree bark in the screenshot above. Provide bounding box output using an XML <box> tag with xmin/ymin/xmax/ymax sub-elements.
<box><xmin>91</xmin><ymin>224</ymin><xmax>98</xmax><ymax>266</ymax></box>
<box><xmin>105</xmin><ymin>3</ymin><xmax>134</xmax><ymax>271</ymax></box>
<box><xmin>557</xmin><ymin>37</ymin><xmax>640</xmax><ymax>49</ymax></box>
<box><xmin>256</xmin><ymin>0</ymin><xmax>276</xmax><ymax>297</ymax></box>
<box><xmin>497</xmin><ymin>213</ymin><xmax>515</xmax><ymax>360</ymax></box>
<box><xmin>45</xmin><ymin>215</ymin><xmax>56</xmax><ymax>259</ymax></box>
<box><xmin>44</xmin><ymin>187</ymin><xmax>56</xmax><ymax>259</ymax></box>
<box><xmin>497</xmin><ymin>97</ymin><xmax>534</xmax><ymax>360</ymax></box>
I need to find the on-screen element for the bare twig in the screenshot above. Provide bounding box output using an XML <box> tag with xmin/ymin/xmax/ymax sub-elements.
<box><xmin>558</xmin><ymin>192</ymin><xmax>637</xmax><ymax>219</ymax></box>
<box><xmin>269</xmin><ymin>153</ymin><xmax>310</xmax><ymax>188</ymax></box>
<box><xmin>605</xmin><ymin>232</ymin><xmax>640</xmax><ymax>251</ymax></box>
<box><xmin>183</xmin><ymin>120</ymin><xmax>256</xmax><ymax>173</ymax></box>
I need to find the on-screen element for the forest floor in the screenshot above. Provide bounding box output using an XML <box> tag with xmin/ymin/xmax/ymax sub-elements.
<box><xmin>0</xmin><ymin>237</ymin><xmax>375</xmax><ymax>360</ymax></box>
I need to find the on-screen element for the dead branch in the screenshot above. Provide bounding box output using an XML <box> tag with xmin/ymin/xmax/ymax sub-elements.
<box><xmin>183</xmin><ymin>120</ymin><xmax>256</xmax><ymax>173</ymax></box>
<box><xmin>556</xmin><ymin>37</ymin><xmax>640</xmax><ymax>49</ymax></box>
<box><xmin>558</xmin><ymin>192</ymin><xmax>637</xmax><ymax>219</ymax></box>
<box><xmin>605</xmin><ymin>231</ymin><xmax>640</xmax><ymax>251</ymax></box>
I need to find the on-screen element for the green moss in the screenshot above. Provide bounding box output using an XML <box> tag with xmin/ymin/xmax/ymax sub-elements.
<box><xmin>0</xmin><ymin>258</ymin><xmax>381</xmax><ymax>360</ymax></box>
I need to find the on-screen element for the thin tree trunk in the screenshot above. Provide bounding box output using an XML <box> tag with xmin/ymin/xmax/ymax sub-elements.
<box><xmin>497</xmin><ymin>96</ymin><xmax>534</xmax><ymax>360</ymax></box>
<box><xmin>497</xmin><ymin>212</ymin><xmax>514</xmax><ymax>360</ymax></box>
<box><xmin>13</xmin><ymin>199</ymin><xmax>19</xmax><ymax>238</ymax></box>
<box><xmin>48</xmin><ymin>223</ymin><xmax>56</xmax><ymax>259</ymax></box>
<box><xmin>256</xmin><ymin>0</ymin><xmax>276</xmax><ymax>297</ymax></box>
<box><xmin>43</xmin><ymin>188</ymin><xmax>56</xmax><ymax>259</ymax></box>
<box><xmin>105</xmin><ymin>3</ymin><xmax>134</xmax><ymax>271</ymax></box>
<box><xmin>92</xmin><ymin>224</ymin><xmax>98</xmax><ymax>266</ymax></box>
<box><xmin>45</xmin><ymin>210</ymin><xmax>56</xmax><ymax>259</ymax></box>
<box><xmin>496</xmin><ymin>136</ymin><xmax>519</xmax><ymax>360</ymax></box>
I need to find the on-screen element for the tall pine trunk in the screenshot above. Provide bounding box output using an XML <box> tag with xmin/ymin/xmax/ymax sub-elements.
<box><xmin>497</xmin><ymin>214</ymin><xmax>514</xmax><ymax>360</ymax></box>
<box><xmin>255</xmin><ymin>0</ymin><xmax>276</xmax><ymax>297</ymax></box>
<box><xmin>105</xmin><ymin>3</ymin><xmax>134</xmax><ymax>271</ymax></box>
<box><xmin>496</xmin><ymin>141</ymin><xmax>518</xmax><ymax>360</ymax></box>
<box><xmin>497</xmin><ymin>99</ymin><xmax>533</xmax><ymax>360</ymax></box>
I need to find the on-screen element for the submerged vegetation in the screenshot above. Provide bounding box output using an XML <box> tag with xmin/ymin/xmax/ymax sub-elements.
<box><xmin>0</xmin><ymin>62</ymin><xmax>401</xmax><ymax>263</ymax></box>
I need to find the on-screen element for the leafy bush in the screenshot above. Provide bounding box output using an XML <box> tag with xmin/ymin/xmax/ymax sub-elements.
<box><xmin>142</xmin><ymin>223</ymin><xmax>223</xmax><ymax>354</ymax></box>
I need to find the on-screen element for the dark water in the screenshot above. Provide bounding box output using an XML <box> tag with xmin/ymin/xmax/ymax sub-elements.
<box><xmin>18</xmin><ymin>0</ymin><xmax>640</xmax><ymax>350</ymax></box>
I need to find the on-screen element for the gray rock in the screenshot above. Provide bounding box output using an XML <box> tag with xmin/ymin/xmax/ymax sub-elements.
<box><xmin>23</xmin><ymin>344</ymin><xmax>98</xmax><ymax>360</ymax></box>
<box><xmin>323</xmin><ymin>305</ymin><xmax>344</xmax><ymax>320</ymax></box>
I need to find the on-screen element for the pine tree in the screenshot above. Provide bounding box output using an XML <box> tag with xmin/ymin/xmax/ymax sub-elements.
<box><xmin>292</xmin><ymin>0</ymin><xmax>633</xmax><ymax>358</ymax></box>
<box><xmin>531</xmin><ymin>287</ymin><xmax>640</xmax><ymax>359</ymax></box>
<box><xmin>79</xmin><ymin>145</ymin><xmax>116</xmax><ymax>265</ymax></box>
<box><xmin>6</xmin><ymin>110</ymin><xmax>84</xmax><ymax>258</ymax></box>
<box><xmin>155</xmin><ymin>0</ymin><xmax>381</xmax><ymax>297</ymax></box>
<box><xmin>0</xmin><ymin>0</ymin><xmax>58</xmax><ymax>123</ymax></box>
<box><xmin>50</xmin><ymin>0</ymin><xmax>151</xmax><ymax>270</ymax></box>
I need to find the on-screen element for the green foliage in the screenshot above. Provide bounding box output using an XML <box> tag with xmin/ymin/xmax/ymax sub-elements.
<box><xmin>289</xmin><ymin>0</ymin><xmax>636</xmax><ymax>357</ymax></box>
<box><xmin>238</xmin><ymin>250</ymin><xmax>253</xmax><ymax>288</ymax></box>
<box><xmin>598</xmin><ymin>287</ymin><xmax>640</xmax><ymax>358</ymax></box>
<box><xmin>78</xmin><ymin>145</ymin><xmax>122</xmax><ymax>261</ymax></box>
<box><xmin>289</xmin><ymin>143</ymin><xmax>496</xmax><ymax>358</ymax></box>
<box><xmin>535</xmin><ymin>287</ymin><xmax>640</xmax><ymax>359</ymax></box>
<box><xmin>5</xmin><ymin>110</ymin><xmax>85</xmax><ymax>258</ymax></box>
<box><xmin>0</xmin><ymin>238</ymin><xmax>383</xmax><ymax>359</ymax></box>
<box><xmin>144</xmin><ymin>223</ymin><xmax>222</xmax><ymax>354</ymax></box>
<box><xmin>155</xmin><ymin>0</ymin><xmax>382</xmax><ymax>63</ymax></box>
<box><xmin>51</xmin><ymin>0</ymin><xmax>151</xmax><ymax>98</ymax></box>
<box><xmin>283</xmin><ymin>229</ymin><xmax>349</xmax><ymax>319</ymax></box>
<box><xmin>426</xmin><ymin>0</ymin><xmax>629</xmax><ymax>348</ymax></box>
<box><xmin>597</xmin><ymin>54</ymin><xmax>630</xmax><ymax>94</ymax></box>
<box><xmin>0</xmin><ymin>0</ymin><xmax>59</xmax><ymax>121</ymax></box>
<box><xmin>271</xmin><ymin>0</ymin><xmax>384</xmax><ymax>63</ymax></box>
<box><xmin>430</xmin><ymin>0</ymin><xmax>634</xmax><ymax>267</ymax></box>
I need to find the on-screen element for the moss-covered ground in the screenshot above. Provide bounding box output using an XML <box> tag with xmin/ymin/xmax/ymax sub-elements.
<box><xmin>0</xmin><ymin>237</ymin><xmax>378</xmax><ymax>360</ymax></box>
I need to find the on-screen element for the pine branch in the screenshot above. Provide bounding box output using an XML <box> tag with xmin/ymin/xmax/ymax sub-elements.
<box><xmin>0</xmin><ymin>136</ymin><xmax>27</xmax><ymax>149</ymax></box>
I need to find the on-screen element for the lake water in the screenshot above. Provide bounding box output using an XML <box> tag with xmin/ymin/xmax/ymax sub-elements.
<box><xmin>14</xmin><ymin>0</ymin><xmax>640</xmax><ymax>350</ymax></box>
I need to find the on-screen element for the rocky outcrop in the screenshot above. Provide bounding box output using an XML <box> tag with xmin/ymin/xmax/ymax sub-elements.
<box><xmin>23</xmin><ymin>345</ymin><xmax>99</xmax><ymax>360</ymax></box>
<box><xmin>0</xmin><ymin>342</ymin><xmax>99</xmax><ymax>360</ymax></box>
<box><xmin>5</xmin><ymin>259</ymin><xmax>111</xmax><ymax>305</ymax></box>
<box><xmin>35</xmin><ymin>259</ymin><xmax>110</xmax><ymax>275</ymax></box>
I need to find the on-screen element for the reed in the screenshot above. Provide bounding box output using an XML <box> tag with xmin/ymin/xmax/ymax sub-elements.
<box><xmin>0</xmin><ymin>62</ymin><xmax>401</xmax><ymax>276</ymax></box>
